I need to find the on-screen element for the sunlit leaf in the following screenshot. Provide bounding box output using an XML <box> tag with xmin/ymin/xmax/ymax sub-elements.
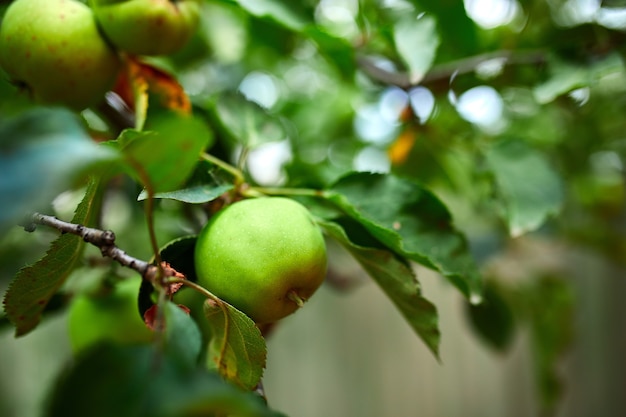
<box><xmin>485</xmin><ymin>139</ymin><xmax>564</xmax><ymax>237</ymax></box>
<box><xmin>325</xmin><ymin>172</ymin><xmax>482</xmax><ymax>299</ymax></box>
<box><xmin>204</xmin><ymin>298</ymin><xmax>267</xmax><ymax>391</ymax></box>
<box><xmin>405</xmin><ymin>1</ymin><xmax>479</xmax><ymax>57</ymax></box>
<box><xmin>393</xmin><ymin>14</ymin><xmax>440</xmax><ymax>84</ymax></box>
<box><xmin>0</xmin><ymin>108</ymin><xmax>117</xmax><ymax>234</ymax></box>
<box><xmin>3</xmin><ymin>178</ymin><xmax>104</xmax><ymax>336</ymax></box>
<box><xmin>116</xmin><ymin>112</ymin><xmax>213</xmax><ymax>193</ymax></box>
<box><xmin>320</xmin><ymin>219</ymin><xmax>441</xmax><ymax>359</ymax></box>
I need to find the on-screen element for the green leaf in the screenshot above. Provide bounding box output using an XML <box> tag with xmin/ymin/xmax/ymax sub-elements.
<box><xmin>117</xmin><ymin>112</ymin><xmax>213</xmax><ymax>193</ymax></box>
<box><xmin>305</xmin><ymin>27</ymin><xmax>356</xmax><ymax>78</ymax></box>
<box><xmin>485</xmin><ymin>139</ymin><xmax>564</xmax><ymax>237</ymax></box>
<box><xmin>210</xmin><ymin>93</ymin><xmax>287</xmax><ymax>149</ymax></box>
<box><xmin>138</xmin><ymin>184</ymin><xmax>234</xmax><ymax>203</ymax></box>
<box><xmin>466</xmin><ymin>281</ymin><xmax>516</xmax><ymax>351</ymax></box>
<box><xmin>2</xmin><ymin>178</ymin><xmax>104</xmax><ymax>336</ymax></box>
<box><xmin>325</xmin><ymin>172</ymin><xmax>482</xmax><ymax>299</ymax></box>
<box><xmin>393</xmin><ymin>14</ymin><xmax>440</xmax><ymax>83</ymax></box>
<box><xmin>526</xmin><ymin>276</ymin><xmax>574</xmax><ymax>415</ymax></box>
<box><xmin>320</xmin><ymin>219</ymin><xmax>440</xmax><ymax>359</ymax></box>
<box><xmin>44</xmin><ymin>344</ymin><xmax>284</xmax><ymax>417</ymax></box>
<box><xmin>533</xmin><ymin>53</ymin><xmax>624</xmax><ymax>104</ymax></box>
<box><xmin>232</xmin><ymin>0</ymin><xmax>310</xmax><ymax>31</ymax></box>
<box><xmin>406</xmin><ymin>1</ymin><xmax>479</xmax><ymax>57</ymax></box>
<box><xmin>138</xmin><ymin>158</ymin><xmax>235</xmax><ymax>203</ymax></box>
<box><xmin>0</xmin><ymin>108</ymin><xmax>117</xmax><ymax>234</ymax></box>
<box><xmin>204</xmin><ymin>298</ymin><xmax>267</xmax><ymax>391</ymax></box>
<box><xmin>163</xmin><ymin>301</ymin><xmax>203</xmax><ymax>370</ymax></box>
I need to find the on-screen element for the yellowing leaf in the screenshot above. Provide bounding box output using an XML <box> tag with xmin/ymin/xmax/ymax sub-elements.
<box><xmin>204</xmin><ymin>299</ymin><xmax>267</xmax><ymax>390</ymax></box>
<box><xmin>389</xmin><ymin>128</ymin><xmax>418</xmax><ymax>165</ymax></box>
<box><xmin>114</xmin><ymin>57</ymin><xmax>192</xmax><ymax>131</ymax></box>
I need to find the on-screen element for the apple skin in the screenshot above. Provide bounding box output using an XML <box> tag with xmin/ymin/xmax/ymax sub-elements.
<box><xmin>68</xmin><ymin>278</ymin><xmax>154</xmax><ymax>354</ymax></box>
<box><xmin>0</xmin><ymin>0</ymin><xmax>122</xmax><ymax>110</ymax></box>
<box><xmin>194</xmin><ymin>197</ymin><xmax>327</xmax><ymax>324</ymax></box>
<box><xmin>90</xmin><ymin>0</ymin><xmax>200</xmax><ymax>56</ymax></box>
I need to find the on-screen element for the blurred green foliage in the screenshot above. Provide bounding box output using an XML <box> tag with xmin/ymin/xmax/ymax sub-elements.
<box><xmin>2</xmin><ymin>0</ymin><xmax>626</xmax><ymax>416</ymax></box>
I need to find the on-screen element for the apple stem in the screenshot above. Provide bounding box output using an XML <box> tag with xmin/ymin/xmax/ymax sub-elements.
<box><xmin>287</xmin><ymin>291</ymin><xmax>306</xmax><ymax>308</ymax></box>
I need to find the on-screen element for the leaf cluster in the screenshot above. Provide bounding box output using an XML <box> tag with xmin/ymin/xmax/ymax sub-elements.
<box><xmin>3</xmin><ymin>0</ymin><xmax>624</xmax><ymax>415</ymax></box>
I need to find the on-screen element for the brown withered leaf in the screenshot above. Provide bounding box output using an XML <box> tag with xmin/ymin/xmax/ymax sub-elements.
<box><xmin>113</xmin><ymin>57</ymin><xmax>192</xmax><ymax>131</ymax></box>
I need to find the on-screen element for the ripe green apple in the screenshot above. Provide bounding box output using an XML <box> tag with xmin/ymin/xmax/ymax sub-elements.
<box><xmin>194</xmin><ymin>197</ymin><xmax>327</xmax><ymax>324</ymax></box>
<box><xmin>89</xmin><ymin>0</ymin><xmax>200</xmax><ymax>56</ymax></box>
<box><xmin>68</xmin><ymin>277</ymin><xmax>154</xmax><ymax>354</ymax></box>
<box><xmin>0</xmin><ymin>0</ymin><xmax>122</xmax><ymax>110</ymax></box>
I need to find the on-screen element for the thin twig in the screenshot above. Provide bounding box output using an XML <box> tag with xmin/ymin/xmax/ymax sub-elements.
<box><xmin>357</xmin><ymin>49</ymin><xmax>548</xmax><ymax>89</ymax></box>
<box><xmin>26</xmin><ymin>213</ymin><xmax>178</xmax><ymax>284</ymax></box>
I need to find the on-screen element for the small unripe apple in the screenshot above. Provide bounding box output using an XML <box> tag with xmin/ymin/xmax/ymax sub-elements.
<box><xmin>68</xmin><ymin>278</ymin><xmax>154</xmax><ymax>354</ymax></box>
<box><xmin>90</xmin><ymin>0</ymin><xmax>200</xmax><ymax>56</ymax></box>
<box><xmin>0</xmin><ymin>0</ymin><xmax>122</xmax><ymax>110</ymax></box>
<box><xmin>194</xmin><ymin>197</ymin><xmax>327</xmax><ymax>324</ymax></box>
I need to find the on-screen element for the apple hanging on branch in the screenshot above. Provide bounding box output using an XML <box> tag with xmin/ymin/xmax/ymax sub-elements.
<box><xmin>0</xmin><ymin>0</ymin><xmax>122</xmax><ymax>110</ymax></box>
<box><xmin>68</xmin><ymin>277</ymin><xmax>154</xmax><ymax>354</ymax></box>
<box><xmin>194</xmin><ymin>197</ymin><xmax>328</xmax><ymax>324</ymax></box>
<box><xmin>89</xmin><ymin>0</ymin><xmax>201</xmax><ymax>56</ymax></box>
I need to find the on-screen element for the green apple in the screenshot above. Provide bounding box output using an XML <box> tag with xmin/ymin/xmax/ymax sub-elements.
<box><xmin>68</xmin><ymin>277</ymin><xmax>154</xmax><ymax>354</ymax></box>
<box><xmin>194</xmin><ymin>197</ymin><xmax>327</xmax><ymax>324</ymax></box>
<box><xmin>90</xmin><ymin>0</ymin><xmax>200</xmax><ymax>56</ymax></box>
<box><xmin>0</xmin><ymin>0</ymin><xmax>122</xmax><ymax>110</ymax></box>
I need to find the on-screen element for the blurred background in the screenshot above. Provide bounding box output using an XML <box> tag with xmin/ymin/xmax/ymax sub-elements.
<box><xmin>1</xmin><ymin>246</ymin><xmax>625</xmax><ymax>417</ymax></box>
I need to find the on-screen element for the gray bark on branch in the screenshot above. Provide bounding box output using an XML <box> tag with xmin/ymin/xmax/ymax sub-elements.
<box><xmin>26</xmin><ymin>213</ymin><xmax>178</xmax><ymax>283</ymax></box>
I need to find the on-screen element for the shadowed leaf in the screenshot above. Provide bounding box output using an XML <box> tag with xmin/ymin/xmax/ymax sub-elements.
<box><xmin>3</xmin><ymin>178</ymin><xmax>104</xmax><ymax>336</ymax></box>
<box><xmin>0</xmin><ymin>108</ymin><xmax>117</xmax><ymax>234</ymax></box>
<box><xmin>320</xmin><ymin>219</ymin><xmax>441</xmax><ymax>360</ymax></box>
<box><xmin>44</xmin><ymin>344</ymin><xmax>284</xmax><ymax>417</ymax></box>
